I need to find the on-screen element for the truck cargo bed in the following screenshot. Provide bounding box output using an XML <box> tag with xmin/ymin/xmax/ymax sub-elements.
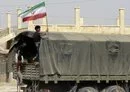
<box><xmin>13</xmin><ymin>64</ymin><xmax>130</xmax><ymax>83</ymax></box>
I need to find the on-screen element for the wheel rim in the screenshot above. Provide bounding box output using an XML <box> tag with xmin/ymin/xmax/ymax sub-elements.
<box><xmin>102</xmin><ymin>85</ymin><xmax>125</xmax><ymax>92</ymax></box>
<box><xmin>78</xmin><ymin>87</ymin><xmax>98</xmax><ymax>92</ymax></box>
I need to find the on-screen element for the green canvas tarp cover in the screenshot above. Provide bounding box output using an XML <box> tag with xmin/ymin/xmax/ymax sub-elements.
<box><xmin>39</xmin><ymin>32</ymin><xmax>130</xmax><ymax>76</ymax></box>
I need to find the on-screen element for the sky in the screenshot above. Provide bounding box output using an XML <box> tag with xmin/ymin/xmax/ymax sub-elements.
<box><xmin>0</xmin><ymin>0</ymin><xmax>130</xmax><ymax>28</ymax></box>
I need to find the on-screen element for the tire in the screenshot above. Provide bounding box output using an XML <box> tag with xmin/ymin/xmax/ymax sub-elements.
<box><xmin>101</xmin><ymin>85</ymin><xmax>126</xmax><ymax>92</ymax></box>
<box><xmin>78</xmin><ymin>87</ymin><xmax>98</xmax><ymax>92</ymax></box>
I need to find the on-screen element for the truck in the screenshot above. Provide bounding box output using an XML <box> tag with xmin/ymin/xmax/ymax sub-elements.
<box><xmin>8</xmin><ymin>31</ymin><xmax>130</xmax><ymax>92</ymax></box>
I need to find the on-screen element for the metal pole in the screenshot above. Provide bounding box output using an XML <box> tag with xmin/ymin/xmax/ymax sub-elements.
<box><xmin>45</xmin><ymin>14</ymin><xmax>49</xmax><ymax>33</ymax></box>
<box><xmin>45</xmin><ymin>2</ymin><xmax>49</xmax><ymax>33</ymax></box>
<box><xmin>44</xmin><ymin>2</ymin><xmax>49</xmax><ymax>39</ymax></box>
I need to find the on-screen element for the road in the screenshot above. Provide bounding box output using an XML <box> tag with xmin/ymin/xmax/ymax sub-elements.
<box><xmin>0</xmin><ymin>83</ymin><xmax>23</xmax><ymax>92</ymax></box>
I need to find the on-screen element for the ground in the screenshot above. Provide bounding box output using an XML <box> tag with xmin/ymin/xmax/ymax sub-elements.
<box><xmin>0</xmin><ymin>82</ymin><xmax>23</xmax><ymax>92</ymax></box>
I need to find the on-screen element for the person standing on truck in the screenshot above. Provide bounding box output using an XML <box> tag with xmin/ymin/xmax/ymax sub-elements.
<box><xmin>33</xmin><ymin>25</ymin><xmax>46</xmax><ymax>62</ymax></box>
<box><xmin>33</xmin><ymin>25</ymin><xmax>42</xmax><ymax>62</ymax></box>
<box><xmin>34</xmin><ymin>25</ymin><xmax>41</xmax><ymax>42</ymax></box>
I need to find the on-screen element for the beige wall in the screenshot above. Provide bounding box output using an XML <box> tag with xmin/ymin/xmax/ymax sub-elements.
<box><xmin>2</xmin><ymin>7</ymin><xmax>128</xmax><ymax>35</ymax></box>
<box><xmin>18</xmin><ymin>24</ymin><xmax>130</xmax><ymax>34</ymax></box>
<box><xmin>19</xmin><ymin>7</ymin><xmax>129</xmax><ymax>35</ymax></box>
<box><xmin>30</xmin><ymin>24</ymin><xmax>129</xmax><ymax>35</ymax></box>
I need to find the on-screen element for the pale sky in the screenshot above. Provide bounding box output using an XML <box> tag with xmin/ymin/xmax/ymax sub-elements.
<box><xmin>0</xmin><ymin>0</ymin><xmax>130</xmax><ymax>28</ymax></box>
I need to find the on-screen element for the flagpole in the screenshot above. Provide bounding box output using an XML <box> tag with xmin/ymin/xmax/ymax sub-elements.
<box><xmin>45</xmin><ymin>14</ymin><xmax>49</xmax><ymax>38</ymax></box>
<box><xmin>44</xmin><ymin>2</ymin><xmax>49</xmax><ymax>34</ymax></box>
<box><xmin>45</xmin><ymin>13</ymin><xmax>49</xmax><ymax>33</ymax></box>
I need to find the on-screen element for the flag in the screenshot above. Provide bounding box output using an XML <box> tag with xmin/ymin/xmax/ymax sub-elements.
<box><xmin>19</xmin><ymin>2</ymin><xmax>47</xmax><ymax>22</ymax></box>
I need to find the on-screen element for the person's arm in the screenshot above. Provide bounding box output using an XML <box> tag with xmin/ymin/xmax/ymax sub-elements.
<box><xmin>21</xmin><ymin>56</ymin><xmax>24</xmax><ymax>63</ymax></box>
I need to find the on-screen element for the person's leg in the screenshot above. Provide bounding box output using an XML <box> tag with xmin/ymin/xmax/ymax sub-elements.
<box><xmin>17</xmin><ymin>71</ymin><xmax>23</xmax><ymax>85</ymax></box>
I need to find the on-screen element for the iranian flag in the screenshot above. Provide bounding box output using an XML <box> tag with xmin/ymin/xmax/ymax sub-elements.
<box><xmin>19</xmin><ymin>2</ymin><xmax>47</xmax><ymax>22</ymax></box>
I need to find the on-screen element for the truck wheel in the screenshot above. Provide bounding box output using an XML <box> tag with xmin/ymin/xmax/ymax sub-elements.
<box><xmin>78</xmin><ymin>87</ymin><xmax>98</xmax><ymax>92</ymax></box>
<box><xmin>101</xmin><ymin>85</ymin><xmax>125</xmax><ymax>92</ymax></box>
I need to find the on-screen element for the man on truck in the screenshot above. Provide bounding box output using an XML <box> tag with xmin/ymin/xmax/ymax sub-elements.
<box><xmin>33</xmin><ymin>25</ymin><xmax>44</xmax><ymax>62</ymax></box>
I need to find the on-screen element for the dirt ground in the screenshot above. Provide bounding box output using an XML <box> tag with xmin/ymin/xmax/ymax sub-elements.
<box><xmin>0</xmin><ymin>82</ymin><xmax>23</xmax><ymax>92</ymax></box>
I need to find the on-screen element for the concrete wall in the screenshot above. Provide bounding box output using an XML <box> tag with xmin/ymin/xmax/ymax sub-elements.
<box><xmin>16</xmin><ymin>7</ymin><xmax>129</xmax><ymax>35</ymax></box>
<box><xmin>31</xmin><ymin>24</ymin><xmax>130</xmax><ymax>35</ymax></box>
<box><xmin>0</xmin><ymin>7</ymin><xmax>127</xmax><ymax>35</ymax></box>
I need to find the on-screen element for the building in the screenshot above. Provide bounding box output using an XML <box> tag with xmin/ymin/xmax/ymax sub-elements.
<box><xmin>16</xmin><ymin>8</ymin><xmax>130</xmax><ymax>34</ymax></box>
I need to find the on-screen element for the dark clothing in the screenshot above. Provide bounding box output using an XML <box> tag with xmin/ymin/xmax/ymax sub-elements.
<box><xmin>33</xmin><ymin>32</ymin><xmax>41</xmax><ymax>61</ymax></box>
<box><xmin>33</xmin><ymin>32</ymin><xmax>41</xmax><ymax>42</ymax></box>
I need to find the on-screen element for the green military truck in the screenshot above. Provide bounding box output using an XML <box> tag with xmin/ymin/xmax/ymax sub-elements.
<box><xmin>8</xmin><ymin>31</ymin><xmax>130</xmax><ymax>92</ymax></box>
